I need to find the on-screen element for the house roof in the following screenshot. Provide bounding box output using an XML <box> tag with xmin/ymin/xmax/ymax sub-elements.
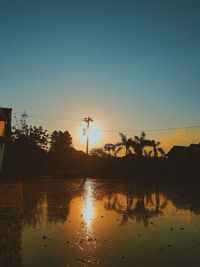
<box><xmin>167</xmin><ymin>145</ymin><xmax>189</xmax><ymax>155</ymax></box>
<box><xmin>167</xmin><ymin>144</ymin><xmax>200</xmax><ymax>159</ymax></box>
<box><xmin>189</xmin><ymin>144</ymin><xmax>200</xmax><ymax>155</ymax></box>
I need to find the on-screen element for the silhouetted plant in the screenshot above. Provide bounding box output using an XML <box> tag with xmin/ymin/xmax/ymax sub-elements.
<box><xmin>50</xmin><ymin>130</ymin><xmax>72</xmax><ymax>153</ymax></box>
<box><xmin>150</xmin><ymin>140</ymin><xmax>166</xmax><ymax>158</ymax></box>
<box><xmin>144</xmin><ymin>150</ymin><xmax>152</xmax><ymax>158</ymax></box>
<box><xmin>104</xmin><ymin>143</ymin><xmax>116</xmax><ymax>156</ymax></box>
<box><xmin>89</xmin><ymin>148</ymin><xmax>107</xmax><ymax>157</ymax></box>
<box><xmin>133</xmin><ymin>131</ymin><xmax>152</xmax><ymax>156</ymax></box>
<box><xmin>158</xmin><ymin>147</ymin><xmax>166</xmax><ymax>157</ymax></box>
<box><xmin>115</xmin><ymin>133</ymin><xmax>135</xmax><ymax>156</ymax></box>
<box><xmin>5</xmin><ymin>112</ymin><xmax>49</xmax><ymax>174</ymax></box>
<box><xmin>11</xmin><ymin>112</ymin><xmax>49</xmax><ymax>149</ymax></box>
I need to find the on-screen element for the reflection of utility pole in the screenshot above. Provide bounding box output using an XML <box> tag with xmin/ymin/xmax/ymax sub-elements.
<box><xmin>83</xmin><ymin>116</ymin><xmax>93</xmax><ymax>154</ymax></box>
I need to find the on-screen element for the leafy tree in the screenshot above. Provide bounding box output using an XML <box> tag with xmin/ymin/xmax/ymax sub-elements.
<box><xmin>144</xmin><ymin>150</ymin><xmax>152</xmax><ymax>158</ymax></box>
<box><xmin>11</xmin><ymin>112</ymin><xmax>49</xmax><ymax>149</ymax></box>
<box><xmin>50</xmin><ymin>130</ymin><xmax>72</xmax><ymax>153</ymax></box>
<box><xmin>158</xmin><ymin>147</ymin><xmax>166</xmax><ymax>158</ymax></box>
<box><xmin>115</xmin><ymin>133</ymin><xmax>135</xmax><ymax>156</ymax></box>
<box><xmin>5</xmin><ymin>112</ymin><xmax>49</xmax><ymax>174</ymax></box>
<box><xmin>89</xmin><ymin>148</ymin><xmax>107</xmax><ymax>157</ymax></box>
<box><xmin>133</xmin><ymin>131</ymin><xmax>152</xmax><ymax>156</ymax></box>
<box><xmin>104</xmin><ymin>143</ymin><xmax>116</xmax><ymax>156</ymax></box>
<box><xmin>150</xmin><ymin>140</ymin><xmax>166</xmax><ymax>158</ymax></box>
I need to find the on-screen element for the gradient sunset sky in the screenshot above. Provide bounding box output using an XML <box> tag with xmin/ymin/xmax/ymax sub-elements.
<box><xmin>1</xmin><ymin>0</ymin><xmax>200</xmax><ymax>152</ymax></box>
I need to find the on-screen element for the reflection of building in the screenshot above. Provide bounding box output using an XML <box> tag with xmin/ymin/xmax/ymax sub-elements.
<box><xmin>0</xmin><ymin>107</ymin><xmax>12</xmax><ymax>173</ymax></box>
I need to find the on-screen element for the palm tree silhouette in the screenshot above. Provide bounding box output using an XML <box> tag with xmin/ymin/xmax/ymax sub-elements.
<box><xmin>133</xmin><ymin>131</ymin><xmax>152</xmax><ymax>156</ymax></box>
<box><xmin>144</xmin><ymin>150</ymin><xmax>152</xmax><ymax>157</ymax></box>
<box><xmin>150</xmin><ymin>140</ymin><xmax>166</xmax><ymax>158</ymax></box>
<box><xmin>115</xmin><ymin>133</ymin><xmax>135</xmax><ymax>156</ymax></box>
<box><xmin>104</xmin><ymin>143</ymin><xmax>116</xmax><ymax>156</ymax></box>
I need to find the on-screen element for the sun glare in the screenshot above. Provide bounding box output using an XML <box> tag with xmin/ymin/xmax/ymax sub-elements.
<box><xmin>79</xmin><ymin>123</ymin><xmax>102</xmax><ymax>146</ymax></box>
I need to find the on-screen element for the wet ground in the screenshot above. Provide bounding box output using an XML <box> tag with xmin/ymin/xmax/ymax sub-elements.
<box><xmin>1</xmin><ymin>178</ymin><xmax>200</xmax><ymax>266</ymax></box>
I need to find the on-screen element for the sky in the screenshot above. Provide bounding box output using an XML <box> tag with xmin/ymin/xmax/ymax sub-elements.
<box><xmin>1</xmin><ymin>0</ymin><xmax>200</xmax><ymax>152</ymax></box>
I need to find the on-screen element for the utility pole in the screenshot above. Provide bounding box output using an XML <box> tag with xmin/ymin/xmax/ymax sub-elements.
<box><xmin>83</xmin><ymin>116</ymin><xmax>93</xmax><ymax>154</ymax></box>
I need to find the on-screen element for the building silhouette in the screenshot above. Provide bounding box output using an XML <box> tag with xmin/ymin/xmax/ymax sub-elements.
<box><xmin>0</xmin><ymin>107</ymin><xmax>12</xmax><ymax>173</ymax></box>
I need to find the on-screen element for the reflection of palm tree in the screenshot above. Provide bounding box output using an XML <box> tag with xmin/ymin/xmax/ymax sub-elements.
<box><xmin>104</xmin><ymin>190</ymin><xmax>168</xmax><ymax>227</ymax></box>
<box><xmin>116</xmin><ymin>133</ymin><xmax>135</xmax><ymax>156</ymax></box>
<box><xmin>104</xmin><ymin>143</ymin><xmax>116</xmax><ymax>156</ymax></box>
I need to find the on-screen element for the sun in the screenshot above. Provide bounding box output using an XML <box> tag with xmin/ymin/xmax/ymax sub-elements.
<box><xmin>79</xmin><ymin>123</ymin><xmax>102</xmax><ymax>146</ymax></box>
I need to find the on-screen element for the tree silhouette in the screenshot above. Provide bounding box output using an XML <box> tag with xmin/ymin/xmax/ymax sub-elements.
<box><xmin>104</xmin><ymin>143</ymin><xmax>116</xmax><ymax>156</ymax></box>
<box><xmin>89</xmin><ymin>148</ymin><xmax>107</xmax><ymax>157</ymax></box>
<box><xmin>50</xmin><ymin>131</ymin><xmax>72</xmax><ymax>153</ymax></box>
<box><xmin>150</xmin><ymin>140</ymin><xmax>166</xmax><ymax>158</ymax></box>
<box><xmin>133</xmin><ymin>131</ymin><xmax>152</xmax><ymax>156</ymax></box>
<box><xmin>12</xmin><ymin>112</ymin><xmax>49</xmax><ymax>150</ymax></box>
<box><xmin>144</xmin><ymin>150</ymin><xmax>152</xmax><ymax>158</ymax></box>
<box><xmin>5</xmin><ymin>112</ymin><xmax>49</xmax><ymax>173</ymax></box>
<box><xmin>116</xmin><ymin>133</ymin><xmax>135</xmax><ymax>156</ymax></box>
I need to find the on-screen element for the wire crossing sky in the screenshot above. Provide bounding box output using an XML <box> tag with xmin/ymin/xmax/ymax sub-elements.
<box><xmin>1</xmin><ymin>0</ymin><xmax>200</xmax><ymax>151</ymax></box>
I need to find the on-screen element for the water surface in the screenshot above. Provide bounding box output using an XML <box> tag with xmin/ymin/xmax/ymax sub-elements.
<box><xmin>1</xmin><ymin>178</ymin><xmax>200</xmax><ymax>266</ymax></box>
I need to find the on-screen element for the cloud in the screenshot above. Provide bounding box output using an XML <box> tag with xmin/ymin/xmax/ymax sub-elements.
<box><xmin>160</xmin><ymin>128</ymin><xmax>200</xmax><ymax>153</ymax></box>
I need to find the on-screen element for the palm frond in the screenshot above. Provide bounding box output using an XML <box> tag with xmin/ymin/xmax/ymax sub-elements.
<box><xmin>142</xmin><ymin>139</ymin><xmax>152</xmax><ymax>147</ymax></box>
<box><xmin>158</xmin><ymin>147</ymin><xmax>165</xmax><ymax>157</ymax></box>
<box><xmin>115</xmin><ymin>146</ymin><xmax>123</xmax><ymax>156</ymax></box>
<box><xmin>141</xmin><ymin>131</ymin><xmax>146</xmax><ymax>140</ymax></box>
<box><xmin>134</xmin><ymin>136</ymin><xmax>140</xmax><ymax>142</ymax></box>
<box><xmin>156</xmin><ymin>141</ymin><xmax>161</xmax><ymax>147</ymax></box>
<box><xmin>119</xmin><ymin>132</ymin><xmax>127</xmax><ymax>143</ymax></box>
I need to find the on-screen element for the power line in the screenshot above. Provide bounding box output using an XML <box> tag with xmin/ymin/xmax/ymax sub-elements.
<box><xmin>100</xmin><ymin>125</ymin><xmax>200</xmax><ymax>133</ymax></box>
<box><xmin>13</xmin><ymin>111</ymin><xmax>82</xmax><ymax>122</ymax></box>
<box><xmin>12</xmin><ymin>111</ymin><xmax>200</xmax><ymax>133</ymax></box>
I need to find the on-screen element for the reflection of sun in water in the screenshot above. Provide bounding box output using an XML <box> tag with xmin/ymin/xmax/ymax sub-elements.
<box><xmin>79</xmin><ymin>123</ymin><xmax>102</xmax><ymax>146</ymax></box>
<box><xmin>83</xmin><ymin>181</ymin><xmax>94</xmax><ymax>231</ymax></box>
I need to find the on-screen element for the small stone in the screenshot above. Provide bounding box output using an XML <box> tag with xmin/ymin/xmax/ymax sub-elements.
<box><xmin>168</xmin><ymin>244</ymin><xmax>172</xmax><ymax>248</ymax></box>
<box><xmin>170</xmin><ymin>228</ymin><xmax>173</xmax><ymax>231</ymax></box>
<box><xmin>42</xmin><ymin>235</ymin><xmax>47</xmax><ymax>239</ymax></box>
<box><xmin>78</xmin><ymin>258</ymin><xmax>85</xmax><ymax>263</ymax></box>
<box><xmin>180</xmin><ymin>227</ymin><xmax>184</xmax><ymax>230</ymax></box>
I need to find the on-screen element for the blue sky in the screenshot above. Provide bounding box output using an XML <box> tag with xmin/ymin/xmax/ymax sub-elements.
<box><xmin>1</xmin><ymin>0</ymin><xmax>200</xmax><ymax>151</ymax></box>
